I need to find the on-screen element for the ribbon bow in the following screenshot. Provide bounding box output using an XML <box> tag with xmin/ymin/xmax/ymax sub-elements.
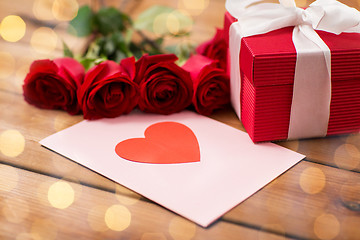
<box><xmin>226</xmin><ymin>0</ymin><xmax>360</xmax><ymax>139</ymax></box>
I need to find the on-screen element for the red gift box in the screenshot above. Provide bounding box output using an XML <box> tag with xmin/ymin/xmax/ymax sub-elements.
<box><xmin>224</xmin><ymin>11</ymin><xmax>360</xmax><ymax>142</ymax></box>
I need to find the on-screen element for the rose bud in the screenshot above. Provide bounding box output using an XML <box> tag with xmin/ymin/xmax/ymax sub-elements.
<box><xmin>134</xmin><ymin>54</ymin><xmax>193</xmax><ymax>115</ymax></box>
<box><xmin>23</xmin><ymin>57</ymin><xmax>85</xmax><ymax>115</ymax></box>
<box><xmin>77</xmin><ymin>58</ymin><xmax>139</xmax><ymax>120</ymax></box>
<box><xmin>182</xmin><ymin>54</ymin><xmax>230</xmax><ymax>116</ymax></box>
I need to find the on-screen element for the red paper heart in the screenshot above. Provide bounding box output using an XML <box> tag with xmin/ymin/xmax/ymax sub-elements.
<box><xmin>115</xmin><ymin>121</ymin><xmax>200</xmax><ymax>164</ymax></box>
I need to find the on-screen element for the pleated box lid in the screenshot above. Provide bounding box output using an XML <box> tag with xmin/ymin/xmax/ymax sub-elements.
<box><xmin>224</xmin><ymin>12</ymin><xmax>360</xmax><ymax>87</ymax></box>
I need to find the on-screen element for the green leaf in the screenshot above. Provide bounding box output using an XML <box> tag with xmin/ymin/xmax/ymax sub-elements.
<box><xmin>134</xmin><ymin>5</ymin><xmax>193</xmax><ymax>36</ymax></box>
<box><xmin>165</xmin><ymin>42</ymin><xmax>195</xmax><ymax>65</ymax></box>
<box><xmin>94</xmin><ymin>7</ymin><xmax>131</xmax><ymax>35</ymax></box>
<box><xmin>62</xmin><ymin>41</ymin><xmax>74</xmax><ymax>58</ymax></box>
<box><xmin>80</xmin><ymin>57</ymin><xmax>106</xmax><ymax>71</ymax></box>
<box><xmin>69</xmin><ymin>5</ymin><xmax>93</xmax><ymax>37</ymax></box>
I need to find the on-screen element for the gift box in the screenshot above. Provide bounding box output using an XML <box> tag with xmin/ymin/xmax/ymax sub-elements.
<box><xmin>224</xmin><ymin>5</ymin><xmax>360</xmax><ymax>142</ymax></box>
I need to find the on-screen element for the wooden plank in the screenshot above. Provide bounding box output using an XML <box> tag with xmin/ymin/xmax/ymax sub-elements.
<box><xmin>0</xmin><ymin>90</ymin><xmax>122</xmax><ymax>193</ymax></box>
<box><xmin>279</xmin><ymin>135</ymin><xmax>360</xmax><ymax>172</ymax></box>
<box><xmin>0</xmin><ymin>163</ymin><xmax>294</xmax><ymax>240</ymax></box>
<box><xmin>1</xmin><ymin>89</ymin><xmax>360</xmax><ymax>239</ymax></box>
<box><xmin>223</xmin><ymin>161</ymin><xmax>360</xmax><ymax>240</ymax></box>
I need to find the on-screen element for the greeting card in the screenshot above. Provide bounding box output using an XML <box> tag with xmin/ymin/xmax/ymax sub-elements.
<box><xmin>40</xmin><ymin>111</ymin><xmax>304</xmax><ymax>227</ymax></box>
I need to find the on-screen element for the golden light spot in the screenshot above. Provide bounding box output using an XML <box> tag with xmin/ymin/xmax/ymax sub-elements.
<box><xmin>0</xmin><ymin>129</ymin><xmax>25</xmax><ymax>157</ymax></box>
<box><xmin>299</xmin><ymin>167</ymin><xmax>326</xmax><ymax>194</ymax></box>
<box><xmin>169</xmin><ymin>216</ymin><xmax>196</xmax><ymax>240</ymax></box>
<box><xmin>87</xmin><ymin>205</ymin><xmax>109</xmax><ymax>232</ymax></box>
<box><xmin>33</xmin><ymin>0</ymin><xmax>55</xmax><ymax>21</ymax></box>
<box><xmin>115</xmin><ymin>185</ymin><xmax>140</xmax><ymax>205</ymax></box>
<box><xmin>178</xmin><ymin>0</ymin><xmax>209</xmax><ymax>16</ymax></box>
<box><xmin>105</xmin><ymin>205</ymin><xmax>131</xmax><ymax>231</ymax></box>
<box><xmin>141</xmin><ymin>232</ymin><xmax>167</xmax><ymax>240</ymax></box>
<box><xmin>30</xmin><ymin>218</ymin><xmax>57</xmax><ymax>240</ymax></box>
<box><xmin>166</xmin><ymin>13</ymin><xmax>180</xmax><ymax>35</ymax></box>
<box><xmin>63</xmin><ymin>177</ymin><xmax>82</xmax><ymax>201</ymax></box>
<box><xmin>313</xmin><ymin>213</ymin><xmax>340</xmax><ymax>240</ymax></box>
<box><xmin>0</xmin><ymin>51</ymin><xmax>16</xmax><ymax>79</ymax></box>
<box><xmin>3</xmin><ymin>197</ymin><xmax>29</xmax><ymax>223</ymax></box>
<box><xmin>0</xmin><ymin>15</ymin><xmax>26</xmax><ymax>42</ymax></box>
<box><xmin>30</xmin><ymin>27</ymin><xmax>58</xmax><ymax>54</ymax></box>
<box><xmin>334</xmin><ymin>144</ymin><xmax>360</xmax><ymax>170</ymax></box>
<box><xmin>153</xmin><ymin>13</ymin><xmax>170</xmax><ymax>36</ymax></box>
<box><xmin>52</xmin><ymin>0</ymin><xmax>79</xmax><ymax>21</ymax></box>
<box><xmin>170</xmin><ymin>10</ymin><xmax>193</xmax><ymax>35</ymax></box>
<box><xmin>0</xmin><ymin>165</ymin><xmax>18</xmax><ymax>192</ymax></box>
<box><xmin>47</xmin><ymin>180</ymin><xmax>75</xmax><ymax>209</ymax></box>
<box><xmin>258</xmin><ymin>223</ymin><xmax>286</xmax><ymax>240</ymax></box>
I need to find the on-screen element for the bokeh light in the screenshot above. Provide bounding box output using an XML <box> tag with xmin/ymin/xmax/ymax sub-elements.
<box><xmin>3</xmin><ymin>197</ymin><xmax>29</xmax><ymax>223</ymax></box>
<box><xmin>334</xmin><ymin>144</ymin><xmax>360</xmax><ymax>170</ymax></box>
<box><xmin>52</xmin><ymin>0</ymin><xmax>79</xmax><ymax>21</ymax></box>
<box><xmin>0</xmin><ymin>15</ymin><xmax>26</xmax><ymax>42</ymax></box>
<box><xmin>169</xmin><ymin>216</ymin><xmax>196</xmax><ymax>240</ymax></box>
<box><xmin>153</xmin><ymin>10</ymin><xmax>192</xmax><ymax>36</ymax></box>
<box><xmin>178</xmin><ymin>0</ymin><xmax>210</xmax><ymax>16</ymax></box>
<box><xmin>30</xmin><ymin>27</ymin><xmax>58</xmax><ymax>54</ymax></box>
<box><xmin>313</xmin><ymin>213</ymin><xmax>340</xmax><ymax>240</ymax></box>
<box><xmin>153</xmin><ymin>13</ymin><xmax>173</xmax><ymax>36</ymax></box>
<box><xmin>141</xmin><ymin>232</ymin><xmax>167</xmax><ymax>240</ymax></box>
<box><xmin>0</xmin><ymin>52</ymin><xmax>16</xmax><ymax>79</ymax></box>
<box><xmin>0</xmin><ymin>129</ymin><xmax>25</xmax><ymax>157</ymax></box>
<box><xmin>30</xmin><ymin>218</ymin><xmax>58</xmax><ymax>240</ymax></box>
<box><xmin>0</xmin><ymin>165</ymin><xmax>19</xmax><ymax>192</ymax></box>
<box><xmin>166</xmin><ymin>13</ymin><xmax>180</xmax><ymax>35</ymax></box>
<box><xmin>33</xmin><ymin>0</ymin><xmax>56</xmax><ymax>20</ymax></box>
<box><xmin>115</xmin><ymin>185</ymin><xmax>141</xmax><ymax>205</ymax></box>
<box><xmin>47</xmin><ymin>180</ymin><xmax>75</xmax><ymax>209</ymax></box>
<box><xmin>87</xmin><ymin>205</ymin><xmax>109</xmax><ymax>232</ymax></box>
<box><xmin>299</xmin><ymin>167</ymin><xmax>326</xmax><ymax>194</ymax></box>
<box><xmin>105</xmin><ymin>205</ymin><xmax>131</xmax><ymax>231</ymax></box>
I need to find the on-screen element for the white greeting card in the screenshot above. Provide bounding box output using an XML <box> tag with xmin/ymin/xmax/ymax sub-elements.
<box><xmin>40</xmin><ymin>111</ymin><xmax>304</xmax><ymax>227</ymax></box>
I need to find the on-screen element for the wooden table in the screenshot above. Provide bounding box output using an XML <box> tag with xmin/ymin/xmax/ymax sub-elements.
<box><xmin>1</xmin><ymin>0</ymin><xmax>359</xmax><ymax>239</ymax></box>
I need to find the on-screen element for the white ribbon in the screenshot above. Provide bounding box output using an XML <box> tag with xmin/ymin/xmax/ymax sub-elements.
<box><xmin>226</xmin><ymin>0</ymin><xmax>360</xmax><ymax>139</ymax></box>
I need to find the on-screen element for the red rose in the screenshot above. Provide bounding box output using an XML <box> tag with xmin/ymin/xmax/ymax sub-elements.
<box><xmin>134</xmin><ymin>54</ymin><xmax>193</xmax><ymax>115</ymax></box>
<box><xmin>77</xmin><ymin>58</ymin><xmax>139</xmax><ymax>120</ymax></box>
<box><xmin>196</xmin><ymin>28</ymin><xmax>228</xmax><ymax>71</ymax></box>
<box><xmin>23</xmin><ymin>57</ymin><xmax>85</xmax><ymax>115</ymax></box>
<box><xmin>183</xmin><ymin>55</ymin><xmax>230</xmax><ymax>116</ymax></box>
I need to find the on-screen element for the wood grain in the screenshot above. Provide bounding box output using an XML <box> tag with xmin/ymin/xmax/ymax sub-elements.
<box><xmin>0</xmin><ymin>163</ymin><xmax>292</xmax><ymax>240</ymax></box>
<box><xmin>224</xmin><ymin>161</ymin><xmax>360</xmax><ymax>240</ymax></box>
<box><xmin>1</xmin><ymin>0</ymin><xmax>360</xmax><ymax>239</ymax></box>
